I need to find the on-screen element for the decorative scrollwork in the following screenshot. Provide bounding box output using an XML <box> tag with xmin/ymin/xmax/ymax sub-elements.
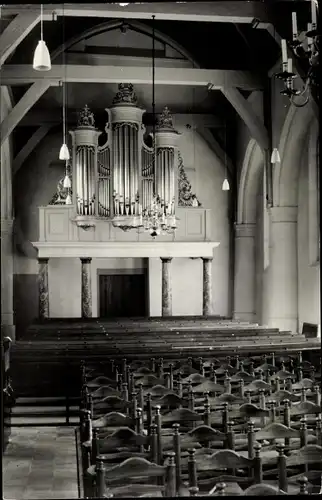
<box><xmin>77</xmin><ymin>104</ymin><xmax>95</xmax><ymax>128</ymax></box>
<box><xmin>112</xmin><ymin>83</ymin><xmax>138</xmax><ymax>106</ymax></box>
<box><xmin>177</xmin><ymin>151</ymin><xmax>201</xmax><ymax>207</ymax></box>
<box><xmin>49</xmin><ymin>173</ymin><xmax>73</xmax><ymax>205</ymax></box>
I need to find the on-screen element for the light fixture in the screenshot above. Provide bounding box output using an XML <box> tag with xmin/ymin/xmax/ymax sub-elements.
<box><xmin>63</xmin><ymin>167</ymin><xmax>71</xmax><ymax>189</ymax></box>
<box><xmin>222</xmin><ymin>179</ymin><xmax>230</xmax><ymax>191</ymax></box>
<box><xmin>271</xmin><ymin>147</ymin><xmax>281</xmax><ymax>164</ymax></box>
<box><xmin>222</xmin><ymin>124</ymin><xmax>230</xmax><ymax>191</ymax></box>
<box><xmin>274</xmin><ymin>1</ymin><xmax>319</xmax><ymax>107</ymax></box>
<box><xmin>33</xmin><ymin>4</ymin><xmax>51</xmax><ymax>71</ymax></box>
<box><xmin>64</xmin><ymin>162</ymin><xmax>72</xmax><ymax>205</ymax></box>
<box><xmin>119</xmin><ymin>3</ymin><xmax>129</xmax><ymax>6</ymax></box>
<box><xmin>59</xmin><ymin>8</ymin><xmax>70</xmax><ymax>161</ymax></box>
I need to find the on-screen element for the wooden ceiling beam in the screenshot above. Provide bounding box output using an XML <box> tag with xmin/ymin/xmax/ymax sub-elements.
<box><xmin>0</xmin><ymin>64</ymin><xmax>263</xmax><ymax>91</ymax></box>
<box><xmin>13</xmin><ymin>125</ymin><xmax>51</xmax><ymax>176</ymax></box>
<box><xmin>0</xmin><ymin>80</ymin><xmax>51</xmax><ymax>147</ymax></box>
<box><xmin>0</xmin><ymin>11</ymin><xmax>51</xmax><ymax>67</ymax></box>
<box><xmin>220</xmin><ymin>87</ymin><xmax>269</xmax><ymax>151</ymax></box>
<box><xmin>19</xmin><ymin>109</ymin><xmax>224</xmax><ymax>128</ymax></box>
<box><xmin>2</xmin><ymin>2</ymin><xmax>270</xmax><ymax>24</ymax></box>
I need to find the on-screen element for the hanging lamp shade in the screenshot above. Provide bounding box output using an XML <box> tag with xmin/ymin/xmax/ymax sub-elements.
<box><xmin>271</xmin><ymin>147</ymin><xmax>281</xmax><ymax>164</ymax></box>
<box><xmin>33</xmin><ymin>40</ymin><xmax>51</xmax><ymax>71</ymax></box>
<box><xmin>63</xmin><ymin>174</ymin><xmax>71</xmax><ymax>189</ymax></box>
<box><xmin>222</xmin><ymin>178</ymin><xmax>230</xmax><ymax>191</ymax></box>
<box><xmin>59</xmin><ymin>143</ymin><xmax>70</xmax><ymax>161</ymax></box>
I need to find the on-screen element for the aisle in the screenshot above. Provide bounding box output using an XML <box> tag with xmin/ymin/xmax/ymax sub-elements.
<box><xmin>3</xmin><ymin>427</ymin><xmax>79</xmax><ymax>499</ymax></box>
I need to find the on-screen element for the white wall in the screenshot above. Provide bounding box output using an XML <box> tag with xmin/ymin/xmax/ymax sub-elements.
<box><xmin>161</xmin><ymin>125</ymin><xmax>230</xmax><ymax>317</ymax></box>
<box><xmin>49</xmin><ymin>257</ymin><xmax>146</xmax><ymax>317</ymax></box>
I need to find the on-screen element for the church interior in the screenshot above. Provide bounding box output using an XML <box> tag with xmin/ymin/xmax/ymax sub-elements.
<box><xmin>1</xmin><ymin>0</ymin><xmax>321</xmax><ymax>498</ymax></box>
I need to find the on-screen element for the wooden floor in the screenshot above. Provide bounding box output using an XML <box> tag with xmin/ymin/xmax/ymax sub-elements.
<box><xmin>2</xmin><ymin>427</ymin><xmax>79</xmax><ymax>499</ymax></box>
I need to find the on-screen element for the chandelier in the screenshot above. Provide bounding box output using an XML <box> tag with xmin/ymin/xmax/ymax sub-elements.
<box><xmin>274</xmin><ymin>0</ymin><xmax>319</xmax><ymax>107</ymax></box>
<box><xmin>142</xmin><ymin>194</ymin><xmax>177</xmax><ymax>238</ymax></box>
<box><xmin>141</xmin><ymin>16</ymin><xmax>179</xmax><ymax>238</ymax></box>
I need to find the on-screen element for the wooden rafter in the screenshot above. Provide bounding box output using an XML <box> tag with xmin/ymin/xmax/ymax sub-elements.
<box><xmin>220</xmin><ymin>87</ymin><xmax>269</xmax><ymax>151</ymax></box>
<box><xmin>0</xmin><ymin>80</ymin><xmax>51</xmax><ymax>147</ymax></box>
<box><xmin>2</xmin><ymin>2</ymin><xmax>270</xmax><ymax>24</ymax></box>
<box><xmin>13</xmin><ymin>125</ymin><xmax>51</xmax><ymax>175</ymax></box>
<box><xmin>19</xmin><ymin>109</ymin><xmax>224</xmax><ymax>128</ymax></box>
<box><xmin>0</xmin><ymin>11</ymin><xmax>51</xmax><ymax>67</ymax></box>
<box><xmin>0</xmin><ymin>65</ymin><xmax>263</xmax><ymax>91</ymax></box>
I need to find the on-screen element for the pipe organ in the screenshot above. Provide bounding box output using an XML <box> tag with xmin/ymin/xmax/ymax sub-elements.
<box><xmin>69</xmin><ymin>83</ymin><xmax>180</xmax><ymax>232</ymax></box>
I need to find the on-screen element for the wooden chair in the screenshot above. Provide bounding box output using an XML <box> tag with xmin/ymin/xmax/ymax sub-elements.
<box><xmin>186</xmin><ymin>444</ymin><xmax>263</xmax><ymax>493</ymax></box>
<box><xmin>92</xmin><ymin>454</ymin><xmax>176</xmax><ymax>497</ymax></box>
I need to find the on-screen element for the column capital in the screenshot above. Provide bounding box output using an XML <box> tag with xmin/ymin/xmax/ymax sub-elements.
<box><xmin>234</xmin><ymin>223</ymin><xmax>256</xmax><ymax>238</ymax></box>
<box><xmin>201</xmin><ymin>257</ymin><xmax>213</xmax><ymax>262</ymax></box>
<box><xmin>270</xmin><ymin>206</ymin><xmax>297</xmax><ymax>223</ymax></box>
<box><xmin>38</xmin><ymin>257</ymin><xmax>49</xmax><ymax>264</ymax></box>
<box><xmin>161</xmin><ymin>257</ymin><xmax>173</xmax><ymax>263</ymax></box>
<box><xmin>80</xmin><ymin>257</ymin><xmax>92</xmax><ymax>264</ymax></box>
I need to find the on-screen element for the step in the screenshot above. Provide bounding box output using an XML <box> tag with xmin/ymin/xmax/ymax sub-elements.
<box><xmin>15</xmin><ymin>396</ymin><xmax>80</xmax><ymax>405</ymax></box>
<box><xmin>11</xmin><ymin>415</ymin><xmax>80</xmax><ymax>426</ymax></box>
<box><xmin>12</xmin><ymin>405</ymin><xmax>79</xmax><ymax>415</ymax></box>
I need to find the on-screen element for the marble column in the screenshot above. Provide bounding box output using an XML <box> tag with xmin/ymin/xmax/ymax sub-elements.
<box><xmin>202</xmin><ymin>257</ymin><xmax>213</xmax><ymax>316</ymax></box>
<box><xmin>81</xmin><ymin>258</ymin><xmax>92</xmax><ymax>318</ymax></box>
<box><xmin>263</xmin><ymin>207</ymin><xmax>298</xmax><ymax>332</ymax></box>
<box><xmin>38</xmin><ymin>258</ymin><xmax>49</xmax><ymax>320</ymax></box>
<box><xmin>233</xmin><ymin>223</ymin><xmax>256</xmax><ymax>322</ymax></box>
<box><xmin>161</xmin><ymin>258</ymin><xmax>172</xmax><ymax>317</ymax></box>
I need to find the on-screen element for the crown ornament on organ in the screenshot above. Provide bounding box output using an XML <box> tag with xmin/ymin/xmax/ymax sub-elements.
<box><xmin>112</xmin><ymin>83</ymin><xmax>138</xmax><ymax>106</ymax></box>
<box><xmin>77</xmin><ymin>104</ymin><xmax>96</xmax><ymax>128</ymax></box>
<box><xmin>156</xmin><ymin>106</ymin><xmax>178</xmax><ymax>133</ymax></box>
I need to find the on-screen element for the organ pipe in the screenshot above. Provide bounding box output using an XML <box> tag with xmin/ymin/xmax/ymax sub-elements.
<box><xmin>69</xmin><ymin>105</ymin><xmax>101</xmax><ymax>220</ymax></box>
<box><xmin>69</xmin><ymin>85</ymin><xmax>180</xmax><ymax>231</ymax></box>
<box><xmin>154</xmin><ymin>107</ymin><xmax>180</xmax><ymax>219</ymax></box>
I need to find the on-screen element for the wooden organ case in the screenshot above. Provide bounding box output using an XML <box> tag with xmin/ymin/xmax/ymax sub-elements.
<box><xmin>69</xmin><ymin>83</ymin><xmax>180</xmax><ymax>232</ymax></box>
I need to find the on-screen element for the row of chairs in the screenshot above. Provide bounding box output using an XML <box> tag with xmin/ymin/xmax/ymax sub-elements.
<box><xmin>78</xmin><ymin>353</ymin><xmax>322</xmax><ymax>496</ymax></box>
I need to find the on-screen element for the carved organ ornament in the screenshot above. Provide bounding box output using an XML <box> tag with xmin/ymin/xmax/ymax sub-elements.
<box><xmin>51</xmin><ymin>83</ymin><xmax>201</xmax><ymax>233</ymax></box>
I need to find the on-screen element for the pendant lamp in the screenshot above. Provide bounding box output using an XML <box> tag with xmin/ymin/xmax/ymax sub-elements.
<box><xmin>222</xmin><ymin>124</ymin><xmax>230</xmax><ymax>191</ymax></box>
<box><xmin>271</xmin><ymin>147</ymin><xmax>281</xmax><ymax>164</ymax></box>
<box><xmin>59</xmin><ymin>8</ymin><xmax>70</xmax><ymax>161</ymax></box>
<box><xmin>222</xmin><ymin>178</ymin><xmax>230</xmax><ymax>191</ymax></box>
<box><xmin>33</xmin><ymin>5</ymin><xmax>51</xmax><ymax>71</ymax></box>
<box><xmin>63</xmin><ymin>167</ymin><xmax>71</xmax><ymax>189</ymax></box>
